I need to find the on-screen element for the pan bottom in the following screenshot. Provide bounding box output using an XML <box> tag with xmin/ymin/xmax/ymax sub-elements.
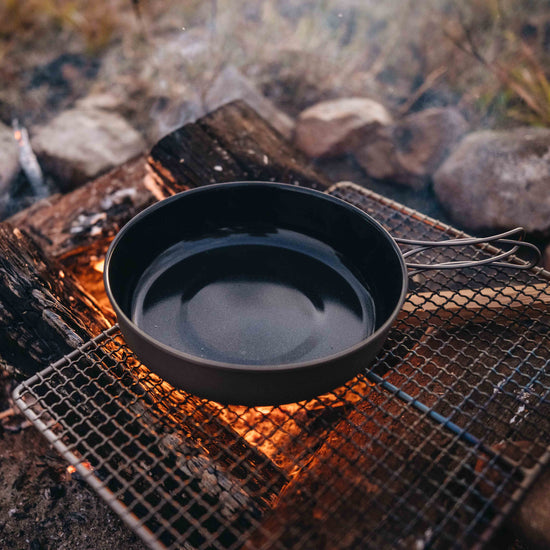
<box><xmin>131</xmin><ymin>229</ymin><xmax>376</xmax><ymax>366</ymax></box>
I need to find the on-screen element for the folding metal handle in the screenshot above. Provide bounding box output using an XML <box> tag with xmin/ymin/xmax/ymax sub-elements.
<box><xmin>395</xmin><ymin>227</ymin><xmax>541</xmax><ymax>272</ymax></box>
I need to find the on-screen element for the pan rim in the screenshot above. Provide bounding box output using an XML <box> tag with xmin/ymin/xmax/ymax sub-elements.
<box><xmin>103</xmin><ymin>181</ymin><xmax>409</xmax><ymax>373</ymax></box>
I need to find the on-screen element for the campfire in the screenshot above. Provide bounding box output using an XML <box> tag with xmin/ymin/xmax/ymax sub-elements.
<box><xmin>2</xmin><ymin>2</ymin><xmax>550</xmax><ymax>547</ymax></box>
<box><xmin>1</xmin><ymin>101</ymin><xmax>549</xmax><ymax>550</ymax></box>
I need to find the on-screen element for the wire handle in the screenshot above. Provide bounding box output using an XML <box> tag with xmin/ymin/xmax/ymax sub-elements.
<box><xmin>395</xmin><ymin>227</ymin><xmax>541</xmax><ymax>272</ymax></box>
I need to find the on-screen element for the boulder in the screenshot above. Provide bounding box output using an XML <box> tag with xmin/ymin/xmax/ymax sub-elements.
<box><xmin>205</xmin><ymin>65</ymin><xmax>295</xmax><ymax>141</ymax></box>
<box><xmin>433</xmin><ymin>127</ymin><xmax>550</xmax><ymax>234</ymax></box>
<box><xmin>293</xmin><ymin>97</ymin><xmax>392</xmax><ymax>158</ymax></box>
<box><xmin>0</xmin><ymin>122</ymin><xmax>19</xmax><ymax>194</ymax></box>
<box><xmin>353</xmin><ymin>107</ymin><xmax>468</xmax><ymax>190</ymax></box>
<box><xmin>31</xmin><ymin>106</ymin><xmax>146</xmax><ymax>190</ymax></box>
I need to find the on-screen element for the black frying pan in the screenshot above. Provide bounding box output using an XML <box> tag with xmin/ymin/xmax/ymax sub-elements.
<box><xmin>104</xmin><ymin>181</ymin><xmax>538</xmax><ymax>406</ymax></box>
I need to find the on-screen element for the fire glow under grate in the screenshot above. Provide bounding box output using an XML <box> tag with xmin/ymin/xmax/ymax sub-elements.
<box><xmin>13</xmin><ymin>182</ymin><xmax>550</xmax><ymax>550</ymax></box>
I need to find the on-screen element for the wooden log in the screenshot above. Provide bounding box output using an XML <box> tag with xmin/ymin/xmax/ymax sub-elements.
<box><xmin>199</xmin><ymin>100</ymin><xmax>329</xmax><ymax>190</ymax></box>
<box><xmin>147</xmin><ymin>100</ymin><xmax>330</xmax><ymax>198</ymax></box>
<box><xmin>2</xmin><ymin>105</ymin><xmax>303</xmax><ymax>493</ymax></box>
<box><xmin>8</xmin><ymin>102</ymin><xmax>326</xmax><ymax>260</ymax></box>
<box><xmin>7</xmin><ymin>154</ymin><xmax>154</xmax><ymax>260</ymax></box>
<box><xmin>146</xmin><ymin>120</ymin><xmax>247</xmax><ymax>196</ymax></box>
<box><xmin>6</xmin><ymin>155</ymin><xmax>155</xmax><ymax>316</ymax></box>
<box><xmin>0</xmin><ymin>222</ymin><xmax>112</xmax><ymax>379</ymax></box>
<box><xmin>7</xmin><ymin>103</ymin><xmax>329</xmax><ymax>315</ymax></box>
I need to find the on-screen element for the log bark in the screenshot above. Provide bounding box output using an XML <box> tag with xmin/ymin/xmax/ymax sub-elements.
<box><xmin>147</xmin><ymin>100</ymin><xmax>330</xmax><ymax>197</ymax></box>
<box><xmin>0</xmin><ymin>223</ymin><xmax>111</xmax><ymax>379</ymax></box>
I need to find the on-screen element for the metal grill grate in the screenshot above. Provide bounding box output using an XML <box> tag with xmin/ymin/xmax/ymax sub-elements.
<box><xmin>13</xmin><ymin>182</ymin><xmax>550</xmax><ymax>550</ymax></box>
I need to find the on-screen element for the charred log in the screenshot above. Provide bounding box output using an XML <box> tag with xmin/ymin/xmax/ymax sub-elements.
<box><xmin>7</xmin><ymin>155</ymin><xmax>154</xmax><ymax>260</ymax></box>
<box><xmin>0</xmin><ymin>223</ymin><xmax>111</xmax><ymax>378</ymax></box>
<box><xmin>6</xmin><ymin>155</ymin><xmax>154</xmax><ymax>315</ymax></box>
<box><xmin>148</xmin><ymin>100</ymin><xmax>330</xmax><ymax>197</ymax></box>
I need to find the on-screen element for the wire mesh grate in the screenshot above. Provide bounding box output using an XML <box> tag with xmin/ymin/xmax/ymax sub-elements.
<box><xmin>13</xmin><ymin>182</ymin><xmax>550</xmax><ymax>550</ymax></box>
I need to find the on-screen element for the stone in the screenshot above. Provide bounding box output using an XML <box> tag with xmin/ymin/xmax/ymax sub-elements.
<box><xmin>433</xmin><ymin>127</ymin><xmax>550</xmax><ymax>233</ymax></box>
<box><xmin>0</xmin><ymin>122</ymin><xmax>19</xmax><ymax>194</ymax></box>
<box><xmin>353</xmin><ymin>107</ymin><xmax>468</xmax><ymax>190</ymax></box>
<box><xmin>205</xmin><ymin>65</ymin><xmax>295</xmax><ymax>140</ymax></box>
<box><xmin>31</xmin><ymin>107</ymin><xmax>146</xmax><ymax>190</ymax></box>
<box><xmin>294</xmin><ymin>97</ymin><xmax>392</xmax><ymax>158</ymax></box>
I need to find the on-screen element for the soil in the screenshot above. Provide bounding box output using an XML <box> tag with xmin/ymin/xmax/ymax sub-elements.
<box><xmin>0</xmin><ymin>376</ymin><xmax>146</xmax><ymax>550</ymax></box>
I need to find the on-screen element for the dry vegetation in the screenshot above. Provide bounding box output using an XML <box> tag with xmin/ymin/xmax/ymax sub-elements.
<box><xmin>0</xmin><ymin>0</ymin><xmax>549</xmax><ymax>131</ymax></box>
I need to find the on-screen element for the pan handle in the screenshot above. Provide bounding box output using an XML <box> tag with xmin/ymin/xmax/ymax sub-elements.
<box><xmin>395</xmin><ymin>227</ymin><xmax>541</xmax><ymax>272</ymax></box>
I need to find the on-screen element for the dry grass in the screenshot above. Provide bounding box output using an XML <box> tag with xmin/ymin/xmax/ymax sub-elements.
<box><xmin>0</xmin><ymin>0</ymin><xmax>549</xmax><ymax>130</ymax></box>
<box><xmin>0</xmin><ymin>0</ymin><xmax>130</xmax><ymax>54</ymax></box>
<box><xmin>435</xmin><ymin>0</ymin><xmax>550</xmax><ymax>127</ymax></box>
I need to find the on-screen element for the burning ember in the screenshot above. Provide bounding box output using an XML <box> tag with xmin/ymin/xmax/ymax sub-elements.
<box><xmin>67</xmin><ymin>461</ymin><xmax>94</xmax><ymax>475</ymax></box>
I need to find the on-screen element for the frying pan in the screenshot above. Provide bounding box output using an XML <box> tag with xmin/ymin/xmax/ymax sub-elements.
<box><xmin>104</xmin><ymin>181</ymin><xmax>539</xmax><ymax>406</ymax></box>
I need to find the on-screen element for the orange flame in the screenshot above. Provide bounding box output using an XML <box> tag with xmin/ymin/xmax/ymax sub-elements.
<box><xmin>67</xmin><ymin>461</ymin><xmax>94</xmax><ymax>474</ymax></box>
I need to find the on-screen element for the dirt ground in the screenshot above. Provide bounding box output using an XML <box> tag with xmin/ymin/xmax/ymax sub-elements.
<box><xmin>0</xmin><ymin>375</ymin><xmax>146</xmax><ymax>550</ymax></box>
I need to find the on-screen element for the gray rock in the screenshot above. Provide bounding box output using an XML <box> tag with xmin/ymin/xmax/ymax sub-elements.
<box><xmin>294</xmin><ymin>97</ymin><xmax>392</xmax><ymax>158</ymax></box>
<box><xmin>433</xmin><ymin>127</ymin><xmax>550</xmax><ymax>233</ymax></box>
<box><xmin>0</xmin><ymin>122</ymin><xmax>19</xmax><ymax>194</ymax></box>
<box><xmin>353</xmin><ymin>107</ymin><xmax>468</xmax><ymax>190</ymax></box>
<box><xmin>31</xmin><ymin>107</ymin><xmax>146</xmax><ymax>190</ymax></box>
<box><xmin>205</xmin><ymin>65</ymin><xmax>294</xmax><ymax>140</ymax></box>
